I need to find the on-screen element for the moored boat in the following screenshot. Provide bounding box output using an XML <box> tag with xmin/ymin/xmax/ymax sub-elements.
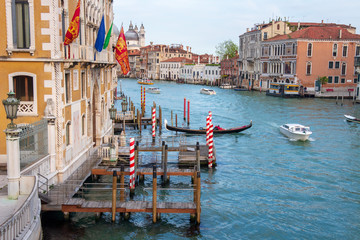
<box><xmin>164</xmin><ymin>120</ymin><xmax>252</xmax><ymax>134</ymax></box>
<box><xmin>146</xmin><ymin>87</ymin><xmax>161</xmax><ymax>94</ymax></box>
<box><xmin>200</xmin><ymin>88</ymin><xmax>216</xmax><ymax>95</ymax></box>
<box><xmin>220</xmin><ymin>83</ymin><xmax>235</xmax><ymax>89</ymax></box>
<box><xmin>137</xmin><ymin>79</ymin><xmax>154</xmax><ymax>85</ymax></box>
<box><xmin>234</xmin><ymin>87</ymin><xmax>248</xmax><ymax>91</ymax></box>
<box><xmin>279</xmin><ymin>124</ymin><xmax>312</xmax><ymax>141</ymax></box>
<box><xmin>266</xmin><ymin>83</ymin><xmax>301</xmax><ymax>98</ymax></box>
<box><xmin>344</xmin><ymin>115</ymin><xmax>360</xmax><ymax>123</ymax></box>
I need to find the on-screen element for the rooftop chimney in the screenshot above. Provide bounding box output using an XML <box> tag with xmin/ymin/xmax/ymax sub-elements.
<box><xmin>246</xmin><ymin>28</ymin><xmax>249</xmax><ymax>32</ymax></box>
<box><xmin>339</xmin><ymin>29</ymin><xmax>342</xmax><ymax>39</ymax></box>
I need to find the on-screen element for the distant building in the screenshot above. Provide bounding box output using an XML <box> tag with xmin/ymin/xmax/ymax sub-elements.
<box><xmin>179</xmin><ymin>56</ymin><xmax>220</xmax><ymax>84</ymax></box>
<box><xmin>125</xmin><ymin>22</ymin><xmax>145</xmax><ymax>50</ymax></box>
<box><xmin>160</xmin><ymin>57</ymin><xmax>193</xmax><ymax>81</ymax></box>
<box><xmin>260</xmin><ymin>26</ymin><xmax>360</xmax><ymax>95</ymax></box>
<box><xmin>128</xmin><ymin>49</ymin><xmax>141</xmax><ymax>78</ymax></box>
<box><xmin>139</xmin><ymin>44</ymin><xmax>193</xmax><ymax>79</ymax></box>
<box><xmin>220</xmin><ymin>55</ymin><xmax>239</xmax><ymax>85</ymax></box>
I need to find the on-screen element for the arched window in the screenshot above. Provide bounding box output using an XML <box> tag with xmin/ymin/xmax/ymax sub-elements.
<box><xmin>66</xmin><ymin>121</ymin><xmax>71</xmax><ymax>146</ymax></box>
<box><xmin>307</xmin><ymin>43</ymin><xmax>312</xmax><ymax>57</ymax></box>
<box><xmin>306</xmin><ymin>62</ymin><xmax>312</xmax><ymax>75</ymax></box>
<box><xmin>341</xmin><ymin>62</ymin><xmax>346</xmax><ymax>75</ymax></box>
<box><xmin>82</xmin><ymin>114</ymin><xmax>86</xmax><ymax>136</ymax></box>
<box><xmin>333</xmin><ymin>43</ymin><xmax>338</xmax><ymax>57</ymax></box>
<box><xmin>285</xmin><ymin>79</ymin><xmax>290</xmax><ymax>83</ymax></box>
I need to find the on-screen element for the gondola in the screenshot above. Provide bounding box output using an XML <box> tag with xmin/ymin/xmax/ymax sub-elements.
<box><xmin>344</xmin><ymin>115</ymin><xmax>360</xmax><ymax>123</ymax></box>
<box><xmin>164</xmin><ymin>120</ymin><xmax>252</xmax><ymax>134</ymax></box>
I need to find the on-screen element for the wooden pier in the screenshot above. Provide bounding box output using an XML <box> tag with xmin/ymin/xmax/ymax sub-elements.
<box><xmin>62</xmin><ymin>166</ymin><xmax>201</xmax><ymax>223</ymax></box>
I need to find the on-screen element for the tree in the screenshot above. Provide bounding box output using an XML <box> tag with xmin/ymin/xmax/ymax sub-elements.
<box><xmin>318</xmin><ymin>76</ymin><xmax>328</xmax><ymax>85</ymax></box>
<box><xmin>215</xmin><ymin>40</ymin><xmax>238</xmax><ymax>60</ymax></box>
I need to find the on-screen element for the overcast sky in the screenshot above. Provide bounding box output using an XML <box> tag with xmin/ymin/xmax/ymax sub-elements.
<box><xmin>113</xmin><ymin>0</ymin><xmax>360</xmax><ymax>55</ymax></box>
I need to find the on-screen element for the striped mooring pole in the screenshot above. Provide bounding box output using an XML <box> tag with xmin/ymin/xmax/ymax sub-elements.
<box><xmin>208</xmin><ymin>111</ymin><xmax>213</xmax><ymax>168</ymax></box>
<box><xmin>152</xmin><ymin>107</ymin><xmax>156</xmax><ymax>139</ymax></box>
<box><xmin>141</xmin><ymin>86</ymin><xmax>143</xmax><ymax>107</ymax></box>
<box><xmin>129</xmin><ymin>138</ymin><xmax>135</xmax><ymax>191</ymax></box>
<box><xmin>206</xmin><ymin>115</ymin><xmax>210</xmax><ymax>145</ymax></box>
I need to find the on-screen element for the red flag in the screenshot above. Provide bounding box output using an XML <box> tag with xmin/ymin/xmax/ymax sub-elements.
<box><xmin>115</xmin><ymin>27</ymin><xmax>130</xmax><ymax>75</ymax></box>
<box><xmin>64</xmin><ymin>0</ymin><xmax>81</xmax><ymax>45</ymax></box>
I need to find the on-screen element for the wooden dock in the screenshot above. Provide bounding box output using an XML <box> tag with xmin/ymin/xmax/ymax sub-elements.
<box><xmin>63</xmin><ymin>166</ymin><xmax>201</xmax><ymax>223</ymax></box>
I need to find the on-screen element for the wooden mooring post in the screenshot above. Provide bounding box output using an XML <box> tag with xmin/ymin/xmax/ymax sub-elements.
<box><xmin>112</xmin><ymin>170</ymin><xmax>117</xmax><ymax>222</ymax></box>
<box><xmin>171</xmin><ymin>110</ymin><xmax>173</xmax><ymax>126</ymax></box>
<box><xmin>196</xmin><ymin>142</ymin><xmax>200</xmax><ymax>170</ymax></box>
<box><xmin>152</xmin><ymin>166</ymin><xmax>157</xmax><ymax>223</ymax></box>
<box><xmin>159</xmin><ymin>105</ymin><xmax>162</xmax><ymax>132</ymax></box>
<box><xmin>196</xmin><ymin>171</ymin><xmax>201</xmax><ymax>224</ymax></box>
<box><xmin>163</xmin><ymin>145</ymin><xmax>169</xmax><ymax>185</ymax></box>
<box><xmin>120</xmin><ymin>165</ymin><xmax>125</xmax><ymax>202</ymax></box>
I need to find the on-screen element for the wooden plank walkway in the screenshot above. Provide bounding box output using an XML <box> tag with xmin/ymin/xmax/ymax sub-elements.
<box><xmin>92</xmin><ymin>167</ymin><xmax>194</xmax><ymax>176</ymax></box>
<box><xmin>62</xmin><ymin>199</ymin><xmax>196</xmax><ymax>214</ymax></box>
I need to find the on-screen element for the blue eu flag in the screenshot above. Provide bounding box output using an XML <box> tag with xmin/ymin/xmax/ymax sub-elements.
<box><xmin>94</xmin><ymin>15</ymin><xmax>105</xmax><ymax>52</ymax></box>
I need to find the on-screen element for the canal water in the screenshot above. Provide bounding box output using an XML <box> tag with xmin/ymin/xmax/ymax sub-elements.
<box><xmin>42</xmin><ymin>79</ymin><xmax>360</xmax><ymax>239</ymax></box>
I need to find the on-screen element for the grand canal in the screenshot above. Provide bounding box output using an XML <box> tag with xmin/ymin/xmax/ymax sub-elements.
<box><xmin>42</xmin><ymin>79</ymin><xmax>360</xmax><ymax>239</ymax></box>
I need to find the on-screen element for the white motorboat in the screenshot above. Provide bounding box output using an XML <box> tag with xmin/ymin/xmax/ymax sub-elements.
<box><xmin>146</xmin><ymin>87</ymin><xmax>160</xmax><ymax>94</ymax></box>
<box><xmin>200</xmin><ymin>88</ymin><xmax>216</xmax><ymax>95</ymax></box>
<box><xmin>279</xmin><ymin>124</ymin><xmax>312</xmax><ymax>141</ymax></box>
<box><xmin>220</xmin><ymin>83</ymin><xmax>235</xmax><ymax>89</ymax></box>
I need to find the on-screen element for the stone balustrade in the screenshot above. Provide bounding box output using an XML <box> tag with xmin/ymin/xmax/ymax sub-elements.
<box><xmin>0</xmin><ymin>176</ymin><xmax>42</xmax><ymax>240</ymax></box>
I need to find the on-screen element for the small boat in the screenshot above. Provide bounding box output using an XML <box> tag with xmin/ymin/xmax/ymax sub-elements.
<box><xmin>137</xmin><ymin>79</ymin><xmax>154</xmax><ymax>85</ymax></box>
<box><xmin>279</xmin><ymin>124</ymin><xmax>312</xmax><ymax>141</ymax></box>
<box><xmin>220</xmin><ymin>83</ymin><xmax>235</xmax><ymax>89</ymax></box>
<box><xmin>164</xmin><ymin>119</ymin><xmax>252</xmax><ymax>134</ymax></box>
<box><xmin>200</xmin><ymin>88</ymin><xmax>216</xmax><ymax>95</ymax></box>
<box><xmin>234</xmin><ymin>87</ymin><xmax>248</xmax><ymax>91</ymax></box>
<box><xmin>344</xmin><ymin>115</ymin><xmax>360</xmax><ymax>123</ymax></box>
<box><xmin>146</xmin><ymin>87</ymin><xmax>161</xmax><ymax>94</ymax></box>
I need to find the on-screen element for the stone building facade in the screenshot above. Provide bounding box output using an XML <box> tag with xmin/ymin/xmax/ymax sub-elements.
<box><xmin>1</xmin><ymin>0</ymin><xmax>117</xmax><ymax>185</ymax></box>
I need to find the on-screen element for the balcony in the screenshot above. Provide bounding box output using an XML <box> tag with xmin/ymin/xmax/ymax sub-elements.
<box><xmin>63</xmin><ymin>44</ymin><xmax>115</xmax><ymax>66</ymax></box>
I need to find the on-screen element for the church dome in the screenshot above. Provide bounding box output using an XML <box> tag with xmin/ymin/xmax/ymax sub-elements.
<box><xmin>125</xmin><ymin>29</ymin><xmax>139</xmax><ymax>41</ymax></box>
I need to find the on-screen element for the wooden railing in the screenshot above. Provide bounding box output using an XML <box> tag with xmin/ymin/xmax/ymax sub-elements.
<box><xmin>0</xmin><ymin>176</ymin><xmax>41</xmax><ymax>240</ymax></box>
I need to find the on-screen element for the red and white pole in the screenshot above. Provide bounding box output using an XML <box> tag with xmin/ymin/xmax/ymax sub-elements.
<box><xmin>152</xmin><ymin>107</ymin><xmax>156</xmax><ymax>138</ymax></box>
<box><xmin>208</xmin><ymin>121</ymin><xmax>213</xmax><ymax>168</ymax></box>
<box><xmin>129</xmin><ymin>137</ymin><xmax>135</xmax><ymax>189</ymax></box>
<box><xmin>206</xmin><ymin>115</ymin><xmax>210</xmax><ymax>145</ymax></box>
<box><xmin>208</xmin><ymin>111</ymin><xmax>213</xmax><ymax>168</ymax></box>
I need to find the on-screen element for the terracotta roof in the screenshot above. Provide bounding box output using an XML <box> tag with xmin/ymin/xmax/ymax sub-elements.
<box><xmin>161</xmin><ymin>57</ymin><xmax>193</xmax><ymax>63</ymax></box>
<box><xmin>266</xmin><ymin>26</ymin><xmax>360</xmax><ymax>41</ymax></box>
<box><xmin>287</xmin><ymin>22</ymin><xmax>355</xmax><ymax>29</ymax></box>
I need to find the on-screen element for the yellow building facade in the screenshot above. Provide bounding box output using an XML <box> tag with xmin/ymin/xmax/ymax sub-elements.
<box><xmin>1</xmin><ymin>0</ymin><xmax>117</xmax><ymax>183</ymax></box>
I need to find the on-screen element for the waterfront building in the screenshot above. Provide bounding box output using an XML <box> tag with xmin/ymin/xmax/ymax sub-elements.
<box><xmin>139</xmin><ymin>44</ymin><xmax>193</xmax><ymax>79</ymax></box>
<box><xmin>220</xmin><ymin>55</ymin><xmax>239</xmax><ymax>85</ymax></box>
<box><xmin>1</xmin><ymin>0</ymin><xmax>117</xmax><ymax>190</ymax></box>
<box><xmin>238</xmin><ymin>20</ymin><xmax>356</xmax><ymax>91</ymax></box>
<box><xmin>260</xmin><ymin>26</ymin><xmax>360</xmax><ymax>95</ymax></box>
<box><xmin>160</xmin><ymin>57</ymin><xmax>193</xmax><ymax>81</ymax></box>
<box><xmin>179</xmin><ymin>56</ymin><xmax>220</xmax><ymax>84</ymax></box>
<box><xmin>128</xmin><ymin>49</ymin><xmax>141</xmax><ymax>78</ymax></box>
